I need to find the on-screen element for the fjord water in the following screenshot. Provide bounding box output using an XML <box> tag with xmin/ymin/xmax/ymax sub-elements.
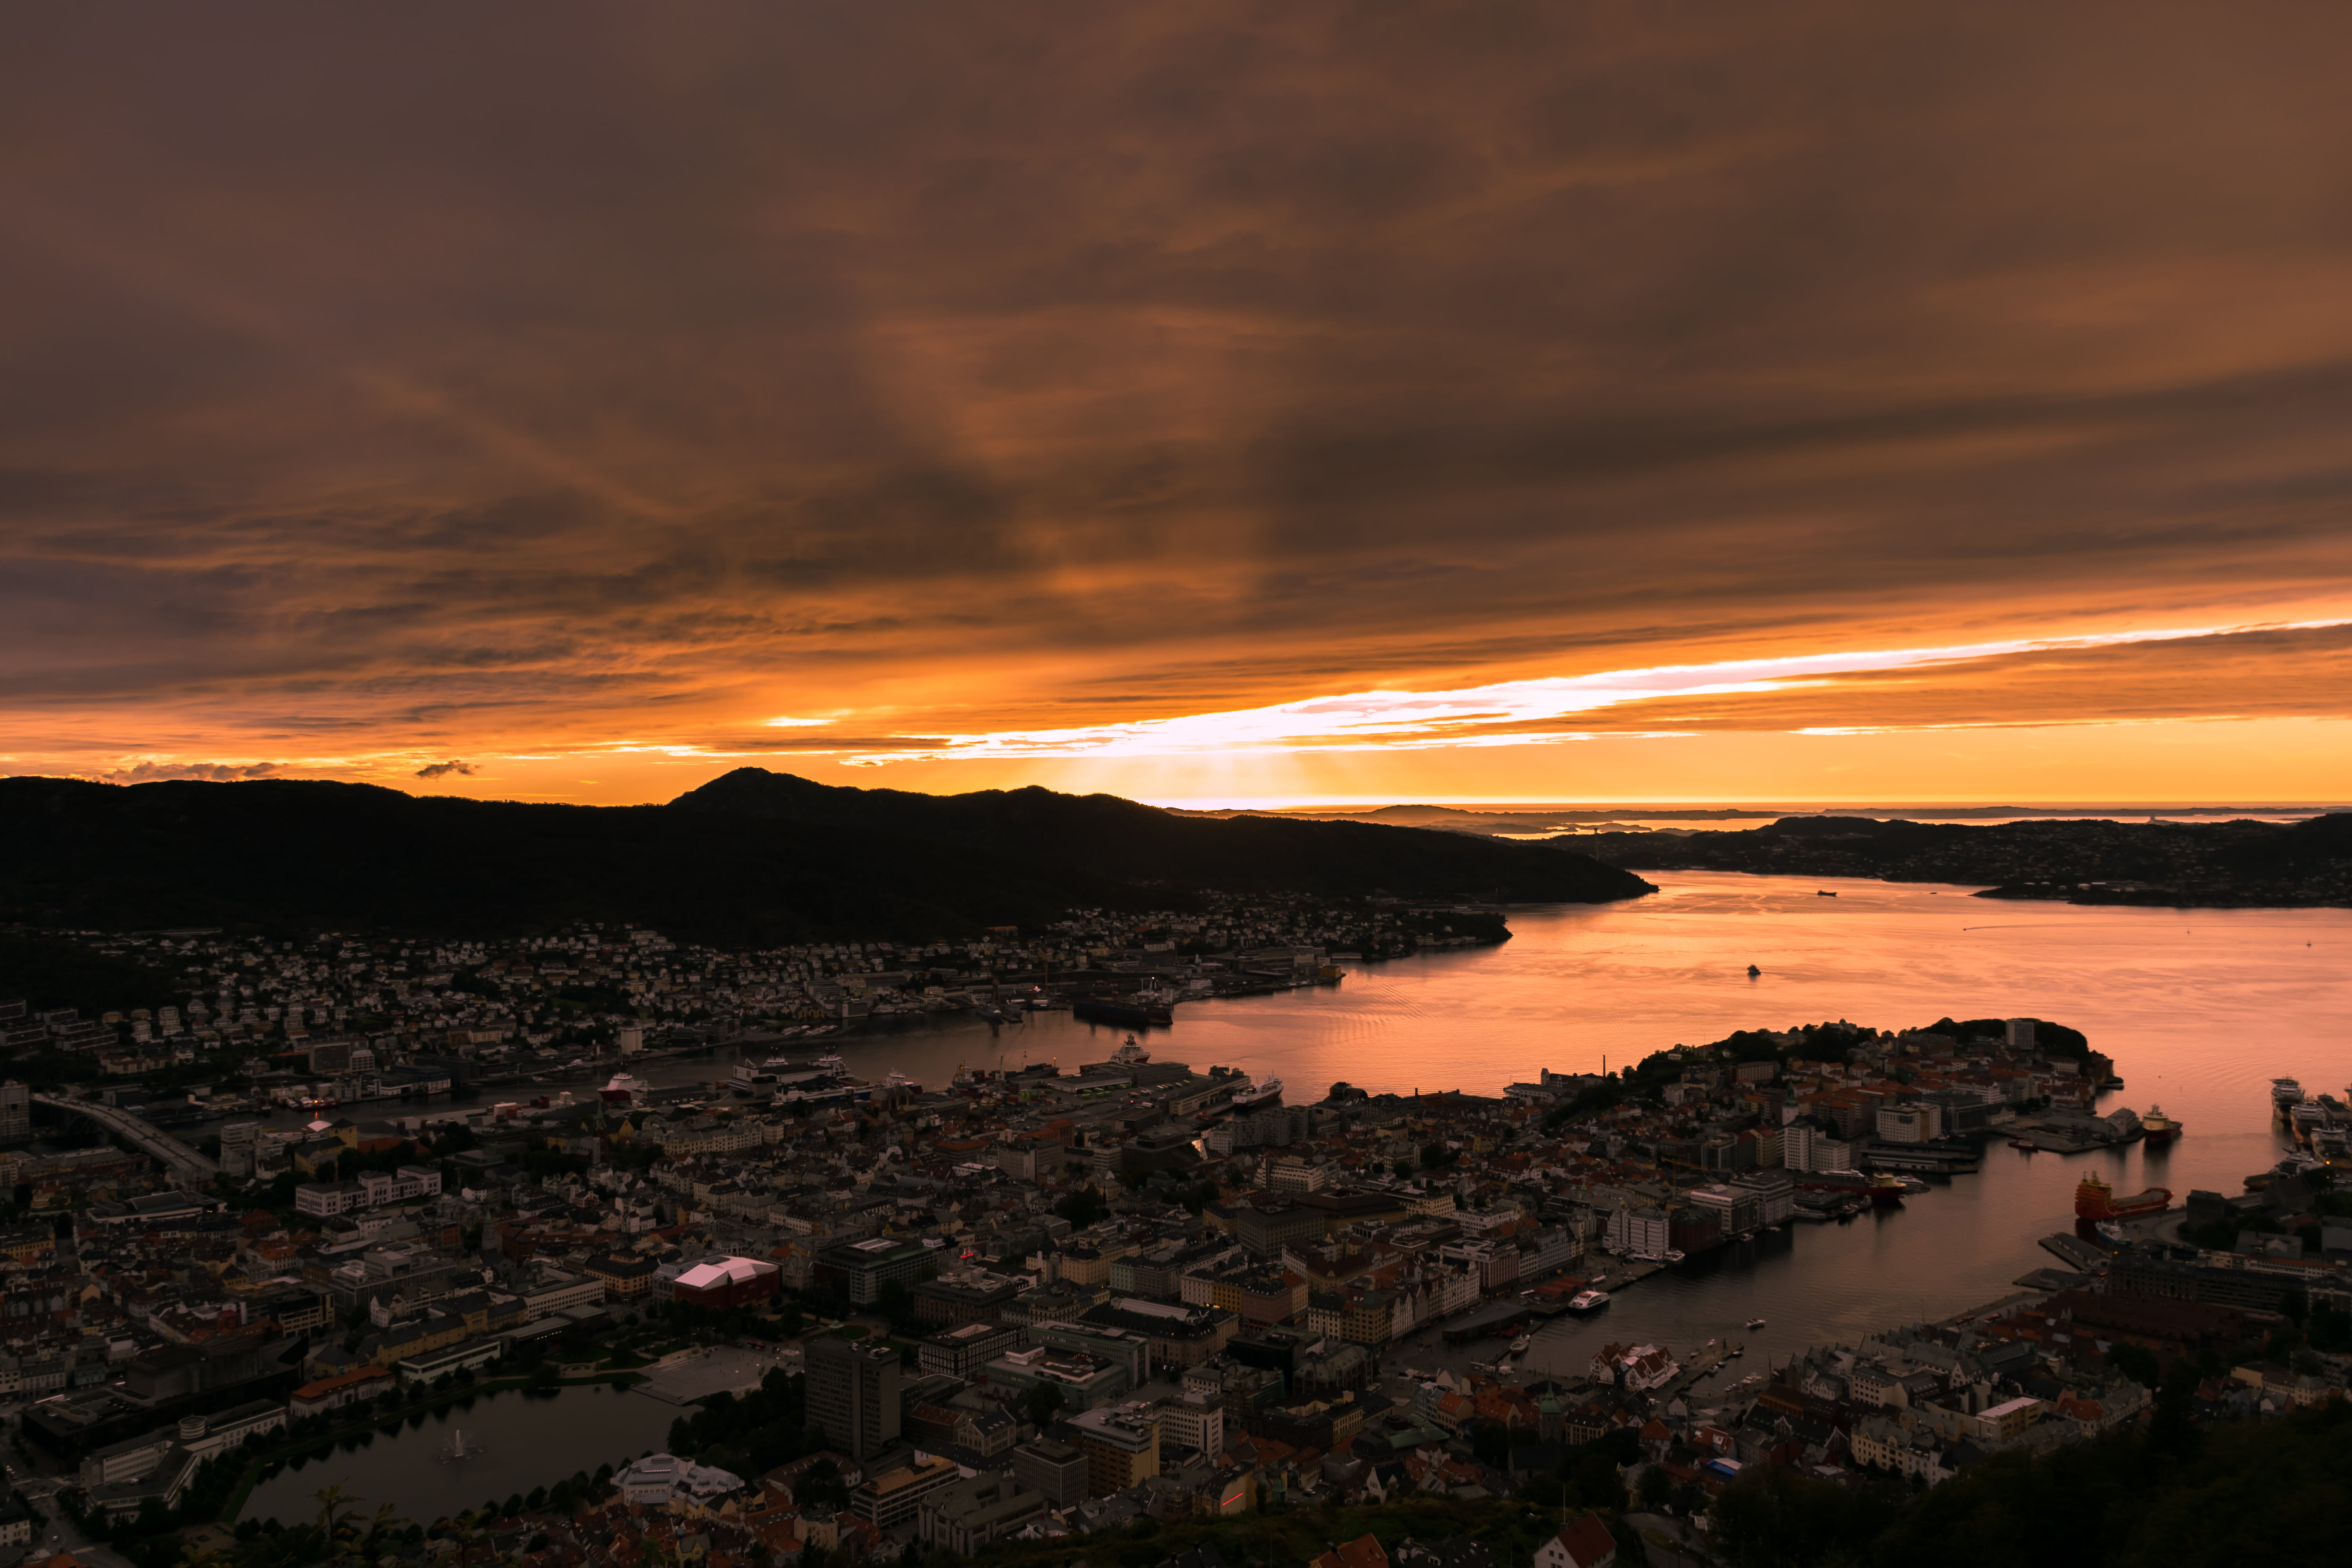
<box><xmin>811</xmin><ymin>871</ymin><xmax>2348</xmax><ymax>1369</ymax></box>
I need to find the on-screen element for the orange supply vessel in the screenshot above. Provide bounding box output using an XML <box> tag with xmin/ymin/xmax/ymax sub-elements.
<box><xmin>2075</xmin><ymin>1171</ymin><xmax>2171</xmax><ymax>1221</ymax></box>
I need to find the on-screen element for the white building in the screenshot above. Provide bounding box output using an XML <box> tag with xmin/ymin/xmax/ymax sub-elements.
<box><xmin>1876</xmin><ymin>1103</ymin><xmax>1943</xmax><ymax>1143</ymax></box>
<box><xmin>1605</xmin><ymin>1204</ymin><xmax>1670</xmax><ymax>1256</ymax></box>
<box><xmin>615</xmin><ymin>1452</ymin><xmax>744</xmax><ymax>1506</ymax></box>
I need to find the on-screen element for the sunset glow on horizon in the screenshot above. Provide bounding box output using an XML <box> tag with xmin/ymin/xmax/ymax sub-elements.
<box><xmin>10</xmin><ymin>4</ymin><xmax>2352</xmax><ymax>811</ymax></box>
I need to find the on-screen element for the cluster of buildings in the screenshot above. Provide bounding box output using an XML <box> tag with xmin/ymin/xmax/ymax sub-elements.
<box><xmin>7</xmin><ymin>926</ymin><xmax>2351</xmax><ymax>1561</ymax></box>
<box><xmin>2</xmin><ymin>897</ymin><xmax>1476</xmax><ymax>1110</ymax></box>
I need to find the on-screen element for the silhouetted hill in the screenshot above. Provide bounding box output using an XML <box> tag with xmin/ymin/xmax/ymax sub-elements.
<box><xmin>0</xmin><ymin>772</ymin><xmax>1651</xmax><ymax>946</ymax></box>
<box><xmin>0</xmin><ymin>935</ymin><xmax>180</xmax><ymax>1018</ymax></box>
<box><xmin>669</xmin><ymin>769</ymin><xmax>1653</xmax><ymax>904</ymax></box>
<box><xmin>1571</xmin><ymin>812</ymin><xmax>2352</xmax><ymax>906</ymax></box>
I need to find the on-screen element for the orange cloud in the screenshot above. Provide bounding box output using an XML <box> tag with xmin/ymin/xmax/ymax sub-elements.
<box><xmin>5</xmin><ymin>4</ymin><xmax>2352</xmax><ymax>804</ymax></box>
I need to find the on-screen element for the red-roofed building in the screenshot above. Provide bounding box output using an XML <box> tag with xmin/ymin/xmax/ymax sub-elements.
<box><xmin>1310</xmin><ymin>1533</ymin><xmax>1390</xmax><ymax>1568</ymax></box>
<box><xmin>289</xmin><ymin>1365</ymin><xmax>396</xmax><ymax>1417</ymax></box>
<box><xmin>1535</xmin><ymin>1514</ymin><xmax>1617</xmax><ymax>1568</ymax></box>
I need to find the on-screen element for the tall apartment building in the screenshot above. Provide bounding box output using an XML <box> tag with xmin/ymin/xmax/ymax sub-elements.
<box><xmin>1009</xmin><ymin>1437</ymin><xmax>1088</xmax><ymax>1506</ymax></box>
<box><xmin>1065</xmin><ymin>1403</ymin><xmax>1161</xmax><ymax>1496</ymax></box>
<box><xmin>0</xmin><ymin>1082</ymin><xmax>28</xmax><ymax>1144</ymax></box>
<box><xmin>216</xmin><ymin>1122</ymin><xmax>260</xmax><ymax>1178</ymax></box>
<box><xmin>807</xmin><ymin>1336</ymin><xmax>901</xmax><ymax>1460</ymax></box>
<box><xmin>1605</xmin><ymin>1204</ymin><xmax>1670</xmax><ymax>1257</ymax></box>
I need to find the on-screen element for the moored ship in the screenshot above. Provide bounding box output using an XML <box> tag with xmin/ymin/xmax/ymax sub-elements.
<box><xmin>1230</xmin><ymin>1076</ymin><xmax>1283</xmax><ymax>1109</ymax></box>
<box><xmin>1566</xmin><ymin>1289</ymin><xmax>1611</xmax><ymax>1313</ymax></box>
<box><xmin>1074</xmin><ymin>994</ymin><xmax>1176</xmax><ymax>1028</ymax></box>
<box><xmin>2271</xmin><ymin>1077</ymin><xmax>2303</xmax><ymax>1113</ymax></box>
<box><xmin>2139</xmin><ymin>1105</ymin><xmax>2182</xmax><ymax>1147</ymax></box>
<box><xmin>2075</xmin><ymin>1171</ymin><xmax>2171</xmax><ymax>1221</ymax></box>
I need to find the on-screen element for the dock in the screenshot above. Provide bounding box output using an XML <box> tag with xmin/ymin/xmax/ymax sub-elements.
<box><xmin>1658</xmin><ymin>1336</ymin><xmax>1744</xmax><ymax>1398</ymax></box>
<box><xmin>2037</xmin><ymin>1232</ymin><xmax>2110</xmax><ymax>1273</ymax></box>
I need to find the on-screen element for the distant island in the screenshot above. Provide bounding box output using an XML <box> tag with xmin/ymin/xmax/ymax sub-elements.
<box><xmin>1566</xmin><ymin>813</ymin><xmax>2352</xmax><ymax>908</ymax></box>
<box><xmin>0</xmin><ymin>770</ymin><xmax>1654</xmax><ymax>944</ymax></box>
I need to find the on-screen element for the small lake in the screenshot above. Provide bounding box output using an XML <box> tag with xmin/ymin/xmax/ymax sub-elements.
<box><xmin>240</xmin><ymin>1383</ymin><xmax>675</xmax><ymax>1528</ymax></box>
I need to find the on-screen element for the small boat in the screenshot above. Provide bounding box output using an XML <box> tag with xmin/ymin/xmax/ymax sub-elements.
<box><xmin>1744</xmin><ymin>1318</ymin><xmax>1766</xmax><ymax>1330</ymax></box>
<box><xmin>1746</xmin><ymin>964</ymin><xmax>1761</xmax><ymax>977</ymax></box>
<box><xmin>1662</xmin><ymin>1249</ymin><xmax>1686</xmax><ymax>1263</ymax></box>
<box><xmin>1566</xmin><ymin>1289</ymin><xmax>1611</xmax><ymax>1313</ymax></box>
<box><xmin>1817</xmin><ymin>890</ymin><xmax>1837</xmax><ymax>897</ymax></box>
<box><xmin>2009</xmin><ymin>1138</ymin><xmax>2038</xmax><ymax>1151</ymax></box>
<box><xmin>1509</xmin><ymin>1334</ymin><xmax>1532</xmax><ymax>1353</ymax></box>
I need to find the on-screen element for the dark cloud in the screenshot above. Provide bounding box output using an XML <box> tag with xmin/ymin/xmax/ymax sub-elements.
<box><xmin>96</xmin><ymin>761</ymin><xmax>280</xmax><ymax>783</ymax></box>
<box><xmin>5</xmin><ymin>2</ymin><xmax>2352</xmax><ymax>768</ymax></box>
<box><xmin>413</xmin><ymin>760</ymin><xmax>477</xmax><ymax>779</ymax></box>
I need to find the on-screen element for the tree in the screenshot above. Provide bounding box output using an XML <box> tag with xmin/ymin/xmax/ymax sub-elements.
<box><xmin>1639</xmin><ymin>1462</ymin><xmax>1675</xmax><ymax>1511</ymax></box>
<box><xmin>1470</xmin><ymin>1421</ymin><xmax>1511</xmax><ymax>1466</ymax></box>
<box><xmin>1024</xmin><ymin>1380</ymin><xmax>1067</xmax><ymax>1429</ymax></box>
<box><xmin>1055</xmin><ymin>1185</ymin><xmax>1108</xmax><ymax>1228</ymax></box>
<box><xmin>2105</xmin><ymin>1341</ymin><xmax>2161</xmax><ymax>1390</ymax></box>
<box><xmin>1566</xmin><ymin>1450</ymin><xmax>1624</xmax><ymax>1512</ymax></box>
<box><xmin>2147</xmin><ymin>1360</ymin><xmax>2204</xmax><ymax>1463</ymax></box>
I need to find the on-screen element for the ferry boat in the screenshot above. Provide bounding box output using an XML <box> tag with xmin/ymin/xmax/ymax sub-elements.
<box><xmin>1230</xmin><ymin>1076</ymin><xmax>1283</xmax><ymax>1109</ymax></box>
<box><xmin>600</xmin><ymin>1072</ymin><xmax>649</xmax><ymax>1104</ymax></box>
<box><xmin>2074</xmin><ymin>1171</ymin><xmax>2171</xmax><ymax>1221</ymax></box>
<box><xmin>1566</xmin><ymin>1289</ymin><xmax>1611</xmax><ymax>1313</ymax></box>
<box><xmin>2139</xmin><ymin>1105</ymin><xmax>2182</xmax><ymax>1147</ymax></box>
<box><xmin>1745</xmin><ymin>1317</ymin><xmax>1766</xmax><ymax>1329</ymax></box>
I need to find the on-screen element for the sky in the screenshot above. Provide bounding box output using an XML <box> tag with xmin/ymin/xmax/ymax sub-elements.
<box><xmin>7</xmin><ymin>2</ymin><xmax>2352</xmax><ymax>809</ymax></box>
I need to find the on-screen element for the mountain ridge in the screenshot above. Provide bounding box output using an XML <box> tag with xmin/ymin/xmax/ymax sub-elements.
<box><xmin>0</xmin><ymin>771</ymin><xmax>1653</xmax><ymax>945</ymax></box>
